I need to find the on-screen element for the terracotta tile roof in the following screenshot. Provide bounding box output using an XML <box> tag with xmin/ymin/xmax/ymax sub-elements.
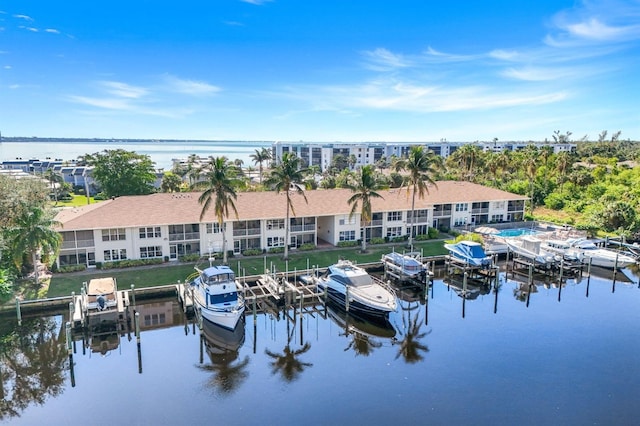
<box><xmin>55</xmin><ymin>181</ymin><xmax>527</xmax><ymax>231</ymax></box>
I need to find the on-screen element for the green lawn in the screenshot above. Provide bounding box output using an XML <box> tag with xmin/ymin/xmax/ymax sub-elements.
<box><xmin>47</xmin><ymin>240</ymin><xmax>449</xmax><ymax>298</ymax></box>
<box><xmin>53</xmin><ymin>195</ymin><xmax>98</xmax><ymax>208</ymax></box>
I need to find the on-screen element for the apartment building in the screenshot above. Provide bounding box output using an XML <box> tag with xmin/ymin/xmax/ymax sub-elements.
<box><xmin>54</xmin><ymin>181</ymin><xmax>527</xmax><ymax>268</ymax></box>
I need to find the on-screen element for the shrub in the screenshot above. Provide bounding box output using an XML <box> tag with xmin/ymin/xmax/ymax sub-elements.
<box><xmin>242</xmin><ymin>249</ymin><xmax>262</xmax><ymax>256</ymax></box>
<box><xmin>370</xmin><ymin>237</ymin><xmax>385</xmax><ymax>245</ymax></box>
<box><xmin>179</xmin><ymin>254</ymin><xmax>200</xmax><ymax>262</ymax></box>
<box><xmin>57</xmin><ymin>265</ymin><xmax>87</xmax><ymax>273</ymax></box>
<box><xmin>268</xmin><ymin>247</ymin><xmax>285</xmax><ymax>253</ymax></box>
<box><xmin>337</xmin><ymin>240</ymin><xmax>358</xmax><ymax>247</ymax></box>
<box><xmin>390</xmin><ymin>236</ymin><xmax>407</xmax><ymax>243</ymax></box>
<box><xmin>101</xmin><ymin>258</ymin><xmax>163</xmax><ymax>269</ymax></box>
<box><xmin>299</xmin><ymin>243</ymin><xmax>316</xmax><ymax>251</ymax></box>
<box><xmin>0</xmin><ymin>270</ymin><xmax>13</xmax><ymax>304</ymax></box>
<box><xmin>428</xmin><ymin>227</ymin><xmax>439</xmax><ymax>239</ymax></box>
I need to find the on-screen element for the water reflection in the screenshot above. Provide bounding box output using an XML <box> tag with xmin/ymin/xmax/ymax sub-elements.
<box><xmin>394</xmin><ymin>303</ymin><xmax>430</xmax><ymax>364</ymax></box>
<box><xmin>327</xmin><ymin>303</ymin><xmax>396</xmax><ymax>357</ymax></box>
<box><xmin>2</xmin><ymin>269</ymin><xmax>639</xmax><ymax>425</ymax></box>
<box><xmin>197</xmin><ymin>319</ymin><xmax>249</xmax><ymax>396</ymax></box>
<box><xmin>264</xmin><ymin>306</ymin><xmax>313</xmax><ymax>382</ymax></box>
<box><xmin>0</xmin><ymin>318</ymin><xmax>67</xmax><ymax>421</ymax></box>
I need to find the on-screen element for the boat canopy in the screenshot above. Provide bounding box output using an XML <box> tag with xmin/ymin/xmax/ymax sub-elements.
<box><xmin>202</xmin><ymin>265</ymin><xmax>235</xmax><ymax>284</ymax></box>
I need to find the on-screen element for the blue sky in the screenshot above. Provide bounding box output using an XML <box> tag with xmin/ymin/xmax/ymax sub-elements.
<box><xmin>1</xmin><ymin>0</ymin><xmax>639</xmax><ymax>142</ymax></box>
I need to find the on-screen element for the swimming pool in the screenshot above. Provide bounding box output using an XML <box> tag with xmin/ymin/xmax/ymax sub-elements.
<box><xmin>495</xmin><ymin>228</ymin><xmax>539</xmax><ymax>238</ymax></box>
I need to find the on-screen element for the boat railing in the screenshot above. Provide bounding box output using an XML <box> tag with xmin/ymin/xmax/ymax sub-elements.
<box><xmin>373</xmin><ymin>275</ymin><xmax>397</xmax><ymax>298</ymax></box>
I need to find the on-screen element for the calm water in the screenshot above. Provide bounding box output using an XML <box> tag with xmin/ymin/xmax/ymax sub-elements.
<box><xmin>0</xmin><ymin>140</ymin><xmax>272</xmax><ymax>170</ymax></box>
<box><xmin>1</xmin><ymin>269</ymin><xmax>639</xmax><ymax>426</ymax></box>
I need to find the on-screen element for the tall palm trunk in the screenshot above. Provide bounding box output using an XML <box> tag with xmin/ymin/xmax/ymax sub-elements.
<box><xmin>32</xmin><ymin>250</ymin><xmax>39</xmax><ymax>286</ymax></box>
<box><xmin>284</xmin><ymin>203</ymin><xmax>291</xmax><ymax>260</ymax></box>
<box><xmin>222</xmin><ymin>222</ymin><xmax>229</xmax><ymax>264</ymax></box>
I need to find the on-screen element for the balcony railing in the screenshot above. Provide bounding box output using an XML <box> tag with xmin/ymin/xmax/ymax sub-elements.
<box><xmin>233</xmin><ymin>228</ymin><xmax>261</xmax><ymax>236</ymax></box>
<box><xmin>169</xmin><ymin>232</ymin><xmax>200</xmax><ymax>241</ymax></box>
<box><xmin>61</xmin><ymin>239</ymin><xmax>95</xmax><ymax>249</ymax></box>
<box><xmin>471</xmin><ymin>208</ymin><xmax>489</xmax><ymax>214</ymax></box>
<box><xmin>433</xmin><ymin>209</ymin><xmax>452</xmax><ymax>217</ymax></box>
<box><xmin>290</xmin><ymin>224</ymin><xmax>316</xmax><ymax>232</ymax></box>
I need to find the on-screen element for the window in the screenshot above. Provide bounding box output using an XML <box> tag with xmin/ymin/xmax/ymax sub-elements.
<box><xmin>339</xmin><ymin>216</ymin><xmax>356</xmax><ymax>226</ymax></box>
<box><xmin>491</xmin><ymin>214</ymin><xmax>503</xmax><ymax>222</ymax></box>
<box><xmin>104</xmin><ymin>249</ymin><xmax>127</xmax><ymax>261</ymax></box>
<box><xmin>493</xmin><ymin>201</ymin><xmax>505</xmax><ymax>210</ymax></box>
<box><xmin>206</xmin><ymin>223</ymin><xmax>221</xmax><ymax>234</ymax></box>
<box><xmin>387</xmin><ymin>211</ymin><xmax>402</xmax><ymax>221</ymax></box>
<box><xmin>267</xmin><ymin>219</ymin><xmax>285</xmax><ymax>230</ymax></box>
<box><xmin>386</xmin><ymin>226</ymin><xmax>402</xmax><ymax>237</ymax></box>
<box><xmin>140</xmin><ymin>246</ymin><xmax>163</xmax><ymax>259</ymax></box>
<box><xmin>143</xmin><ymin>313</ymin><xmax>166</xmax><ymax>326</ymax></box>
<box><xmin>267</xmin><ymin>237</ymin><xmax>285</xmax><ymax>247</ymax></box>
<box><xmin>139</xmin><ymin>226</ymin><xmax>161</xmax><ymax>239</ymax></box>
<box><xmin>102</xmin><ymin>228</ymin><xmax>125</xmax><ymax>242</ymax></box>
<box><xmin>455</xmin><ymin>203</ymin><xmax>468</xmax><ymax>212</ymax></box>
<box><xmin>339</xmin><ymin>230</ymin><xmax>356</xmax><ymax>241</ymax></box>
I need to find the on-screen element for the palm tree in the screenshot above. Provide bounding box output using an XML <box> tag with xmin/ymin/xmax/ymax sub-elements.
<box><xmin>160</xmin><ymin>171</ymin><xmax>183</xmax><ymax>193</ymax></box>
<box><xmin>263</xmin><ymin>152</ymin><xmax>308</xmax><ymax>260</ymax></box>
<box><xmin>265</xmin><ymin>342</ymin><xmax>313</xmax><ymax>382</ymax></box>
<box><xmin>555</xmin><ymin>151</ymin><xmax>572</xmax><ymax>191</ymax></box>
<box><xmin>249</xmin><ymin>147</ymin><xmax>272</xmax><ymax>184</ymax></box>
<box><xmin>393</xmin><ymin>146</ymin><xmax>441</xmax><ymax>248</ymax></box>
<box><xmin>346</xmin><ymin>165</ymin><xmax>384</xmax><ymax>253</ymax></box>
<box><xmin>8</xmin><ymin>206</ymin><xmax>62</xmax><ymax>286</ymax></box>
<box><xmin>192</xmin><ymin>157</ymin><xmax>240</xmax><ymax>264</ymax></box>
<box><xmin>43</xmin><ymin>168</ymin><xmax>63</xmax><ymax>205</ymax></box>
<box><xmin>522</xmin><ymin>145</ymin><xmax>540</xmax><ymax>215</ymax></box>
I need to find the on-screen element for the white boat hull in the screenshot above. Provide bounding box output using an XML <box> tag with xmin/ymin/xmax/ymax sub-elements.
<box><xmin>199</xmin><ymin>305</ymin><xmax>245</xmax><ymax>330</ymax></box>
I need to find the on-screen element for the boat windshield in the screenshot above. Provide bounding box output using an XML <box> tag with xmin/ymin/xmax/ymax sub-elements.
<box><xmin>348</xmin><ymin>274</ymin><xmax>373</xmax><ymax>287</ymax></box>
<box><xmin>467</xmin><ymin>244</ymin><xmax>487</xmax><ymax>258</ymax></box>
<box><xmin>209</xmin><ymin>292</ymin><xmax>238</xmax><ymax>305</ymax></box>
<box><xmin>205</xmin><ymin>273</ymin><xmax>234</xmax><ymax>284</ymax></box>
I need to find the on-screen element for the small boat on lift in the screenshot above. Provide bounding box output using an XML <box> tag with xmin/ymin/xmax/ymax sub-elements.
<box><xmin>381</xmin><ymin>251</ymin><xmax>429</xmax><ymax>282</ymax></box>
<box><xmin>542</xmin><ymin>238</ymin><xmax>637</xmax><ymax>269</ymax></box>
<box><xmin>505</xmin><ymin>236</ymin><xmax>559</xmax><ymax>267</ymax></box>
<box><xmin>187</xmin><ymin>261</ymin><xmax>245</xmax><ymax>330</ymax></box>
<box><xmin>314</xmin><ymin>259</ymin><xmax>398</xmax><ymax>320</ymax></box>
<box><xmin>444</xmin><ymin>240</ymin><xmax>493</xmax><ymax>267</ymax></box>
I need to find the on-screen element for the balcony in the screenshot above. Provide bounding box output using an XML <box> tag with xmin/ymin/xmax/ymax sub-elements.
<box><xmin>290</xmin><ymin>224</ymin><xmax>316</xmax><ymax>233</ymax></box>
<box><xmin>433</xmin><ymin>209</ymin><xmax>452</xmax><ymax>217</ymax></box>
<box><xmin>61</xmin><ymin>239</ymin><xmax>94</xmax><ymax>249</ymax></box>
<box><xmin>471</xmin><ymin>208</ymin><xmax>489</xmax><ymax>214</ymax></box>
<box><xmin>169</xmin><ymin>232</ymin><xmax>200</xmax><ymax>241</ymax></box>
<box><xmin>233</xmin><ymin>228</ymin><xmax>261</xmax><ymax>237</ymax></box>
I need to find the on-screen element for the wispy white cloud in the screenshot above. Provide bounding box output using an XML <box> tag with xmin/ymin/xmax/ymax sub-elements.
<box><xmin>423</xmin><ymin>46</ymin><xmax>480</xmax><ymax>63</ymax></box>
<box><xmin>19</xmin><ymin>26</ymin><xmax>38</xmax><ymax>32</ymax></box>
<box><xmin>67</xmin><ymin>76</ymin><xmax>219</xmax><ymax>118</ymax></box>
<box><xmin>240</xmin><ymin>0</ymin><xmax>272</xmax><ymax>5</ymax></box>
<box><xmin>162</xmin><ymin>75</ymin><xmax>221</xmax><ymax>95</ymax></box>
<box><xmin>45</xmin><ymin>28</ymin><xmax>60</xmax><ymax>34</ymax></box>
<box><xmin>4</xmin><ymin>65</ymin><xmax>11</xmax><ymax>69</ymax></box>
<box><xmin>223</xmin><ymin>21</ymin><xmax>244</xmax><ymax>27</ymax></box>
<box><xmin>546</xmin><ymin>1</ymin><xmax>640</xmax><ymax>46</ymax></box>
<box><xmin>361</xmin><ymin>48</ymin><xmax>412</xmax><ymax>71</ymax></box>
<box><xmin>100</xmin><ymin>81</ymin><xmax>148</xmax><ymax>98</ymax></box>
<box><xmin>501</xmin><ymin>66</ymin><xmax>586</xmax><ymax>81</ymax></box>
<box><xmin>13</xmin><ymin>14</ymin><xmax>33</xmax><ymax>21</ymax></box>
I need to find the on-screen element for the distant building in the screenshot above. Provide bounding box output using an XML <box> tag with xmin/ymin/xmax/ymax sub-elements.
<box><xmin>272</xmin><ymin>141</ymin><xmax>577</xmax><ymax>171</ymax></box>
